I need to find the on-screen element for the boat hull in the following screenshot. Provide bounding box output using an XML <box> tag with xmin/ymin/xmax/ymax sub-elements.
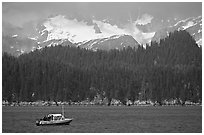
<box><xmin>36</xmin><ymin>119</ymin><xmax>72</xmax><ymax>126</ymax></box>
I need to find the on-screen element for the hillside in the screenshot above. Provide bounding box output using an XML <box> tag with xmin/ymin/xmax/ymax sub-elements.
<box><xmin>2</xmin><ymin>30</ymin><xmax>202</xmax><ymax>105</ymax></box>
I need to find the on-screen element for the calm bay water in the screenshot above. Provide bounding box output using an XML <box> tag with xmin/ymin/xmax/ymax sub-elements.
<box><xmin>2</xmin><ymin>105</ymin><xmax>202</xmax><ymax>133</ymax></box>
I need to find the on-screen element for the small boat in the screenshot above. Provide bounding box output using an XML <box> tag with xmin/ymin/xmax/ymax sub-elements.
<box><xmin>36</xmin><ymin>105</ymin><xmax>73</xmax><ymax>126</ymax></box>
<box><xmin>36</xmin><ymin>113</ymin><xmax>73</xmax><ymax>126</ymax></box>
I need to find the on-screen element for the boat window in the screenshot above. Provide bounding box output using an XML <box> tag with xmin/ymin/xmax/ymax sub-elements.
<box><xmin>53</xmin><ymin>116</ymin><xmax>62</xmax><ymax>120</ymax></box>
<box><xmin>43</xmin><ymin>116</ymin><xmax>49</xmax><ymax>121</ymax></box>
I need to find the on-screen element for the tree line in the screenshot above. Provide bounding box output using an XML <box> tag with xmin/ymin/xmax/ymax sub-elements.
<box><xmin>2</xmin><ymin>30</ymin><xmax>202</xmax><ymax>105</ymax></box>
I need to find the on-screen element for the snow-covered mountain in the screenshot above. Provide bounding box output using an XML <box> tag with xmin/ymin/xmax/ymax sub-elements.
<box><xmin>2</xmin><ymin>14</ymin><xmax>202</xmax><ymax>56</ymax></box>
<box><xmin>37</xmin><ymin>15</ymin><xmax>155</xmax><ymax>45</ymax></box>
<box><xmin>77</xmin><ymin>34</ymin><xmax>139</xmax><ymax>51</ymax></box>
<box><xmin>152</xmin><ymin>16</ymin><xmax>202</xmax><ymax>46</ymax></box>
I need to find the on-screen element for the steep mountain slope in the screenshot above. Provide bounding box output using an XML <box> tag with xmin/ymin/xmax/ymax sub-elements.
<box><xmin>152</xmin><ymin>16</ymin><xmax>202</xmax><ymax>46</ymax></box>
<box><xmin>77</xmin><ymin>35</ymin><xmax>139</xmax><ymax>51</ymax></box>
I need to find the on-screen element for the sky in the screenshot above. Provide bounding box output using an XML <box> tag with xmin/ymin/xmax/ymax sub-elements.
<box><xmin>2</xmin><ymin>2</ymin><xmax>202</xmax><ymax>27</ymax></box>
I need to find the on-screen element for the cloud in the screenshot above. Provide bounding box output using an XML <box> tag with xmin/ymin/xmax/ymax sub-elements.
<box><xmin>38</xmin><ymin>14</ymin><xmax>156</xmax><ymax>45</ymax></box>
<box><xmin>135</xmin><ymin>14</ymin><xmax>154</xmax><ymax>25</ymax></box>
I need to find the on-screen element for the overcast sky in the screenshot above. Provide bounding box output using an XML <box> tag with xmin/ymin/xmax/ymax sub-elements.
<box><xmin>2</xmin><ymin>2</ymin><xmax>202</xmax><ymax>27</ymax></box>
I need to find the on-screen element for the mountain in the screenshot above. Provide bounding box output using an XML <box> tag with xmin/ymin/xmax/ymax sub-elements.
<box><xmin>2</xmin><ymin>14</ymin><xmax>202</xmax><ymax>56</ymax></box>
<box><xmin>77</xmin><ymin>35</ymin><xmax>139</xmax><ymax>51</ymax></box>
<box><xmin>152</xmin><ymin>16</ymin><xmax>202</xmax><ymax>46</ymax></box>
<box><xmin>2</xmin><ymin>34</ymin><xmax>38</xmax><ymax>56</ymax></box>
<box><xmin>3</xmin><ymin>30</ymin><xmax>201</xmax><ymax>104</ymax></box>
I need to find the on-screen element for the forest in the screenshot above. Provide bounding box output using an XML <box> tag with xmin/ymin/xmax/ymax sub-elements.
<box><xmin>2</xmin><ymin>30</ymin><xmax>202</xmax><ymax>105</ymax></box>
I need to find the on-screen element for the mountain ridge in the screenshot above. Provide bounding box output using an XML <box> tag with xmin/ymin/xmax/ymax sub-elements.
<box><xmin>2</xmin><ymin>14</ymin><xmax>202</xmax><ymax>56</ymax></box>
<box><xmin>3</xmin><ymin>30</ymin><xmax>201</xmax><ymax>104</ymax></box>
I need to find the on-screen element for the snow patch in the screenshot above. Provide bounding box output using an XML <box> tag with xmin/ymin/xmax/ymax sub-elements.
<box><xmin>31</xmin><ymin>46</ymin><xmax>36</xmax><ymax>52</ymax></box>
<box><xmin>40</xmin><ymin>31</ymin><xmax>46</xmax><ymax>36</ymax></box>
<box><xmin>47</xmin><ymin>43</ymin><xmax>53</xmax><ymax>47</ymax></box>
<box><xmin>29</xmin><ymin>37</ymin><xmax>37</xmax><ymax>40</ymax></box>
<box><xmin>12</xmin><ymin>35</ymin><xmax>18</xmax><ymax>38</ymax></box>
<box><xmin>167</xmin><ymin>31</ymin><xmax>169</xmax><ymax>36</ymax></box>
<box><xmin>21</xmin><ymin>50</ymin><xmax>24</xmax><ymax>54</ymax></box>
<box><xmin>88</xmin><ymin>40</ymin><xmax>99</xmax><ymax>49</ymax></box>
<box><xmin>182</xmin><ymin>21</ymin><xmax>195</xmax><ymax>29</ymax></box>
<box><xmin>37</xmin><ymin>45</ymin><xmax>42</xmax><ymax>50</ymax></box>
<box><xmin>17</xmin><ymin>49</ymin><xmax>25</xmax><ymax>54</ymax></box>
<box><xmin>142</xmin><ymin>32</ymin><xmax>155</xmax><ymax>39</ymax></box>
<box><xmin>173</xmin><ymin>17</ymin><xmax>193</xmax><ymax>26</ymax></box>
<box><xmin>110</xmin><ymin>35</ymin><xmax>125</xmax><ymax>40</ymax></box>
<box><xmin>82</xmin><ymin>34</ymin><xmax>126</xmax><ymax>49</ymax></box>
<box><xmin>141</xmin><ymin>32</ymin><xmax>156</xmax><ymax>43</ymax></box>
<box><xmin>196</xmin><ymin>38</ymin><xmax>202</xmax><ymax>47</ymax></box>
<box><xmin>135</xmin><ymin>14</ymin><xmax>154</xmax><ymax>25</ymax></box>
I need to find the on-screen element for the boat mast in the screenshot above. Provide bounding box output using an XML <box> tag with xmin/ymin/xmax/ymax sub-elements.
<box><xmin>62</xmin><ymin>104</ymin><xmax>65</xmax><ymax>117</ymax></box>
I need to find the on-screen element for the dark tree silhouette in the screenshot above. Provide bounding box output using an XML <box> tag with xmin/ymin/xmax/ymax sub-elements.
<box><xmin>2</xmin><ymin>30</ymin><xmax>202</xmax><ymax>104</ymax></box>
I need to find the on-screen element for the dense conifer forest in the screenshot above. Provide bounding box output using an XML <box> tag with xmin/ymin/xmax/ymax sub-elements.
<box><xmin>2</xmin><ymin>30</ymin><xmax>202</xmax><ymax>105</ymax></box>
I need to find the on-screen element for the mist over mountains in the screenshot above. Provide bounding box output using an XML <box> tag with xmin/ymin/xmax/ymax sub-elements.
<box><xmin>2</xmin><ymin>3</ymin><xmax>202</xmax><ymax>105</ymax></box>
<box><xmin>2</xmin><ymin>13</ymin><xmax>202</xmax><ymax>56</ymax></box>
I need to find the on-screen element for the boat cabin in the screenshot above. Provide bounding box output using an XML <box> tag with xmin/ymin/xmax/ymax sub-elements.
<box><xmin>43</xmin><ymin>114</ymin><xmax>65</xmax><ymax>121</ymax></box>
